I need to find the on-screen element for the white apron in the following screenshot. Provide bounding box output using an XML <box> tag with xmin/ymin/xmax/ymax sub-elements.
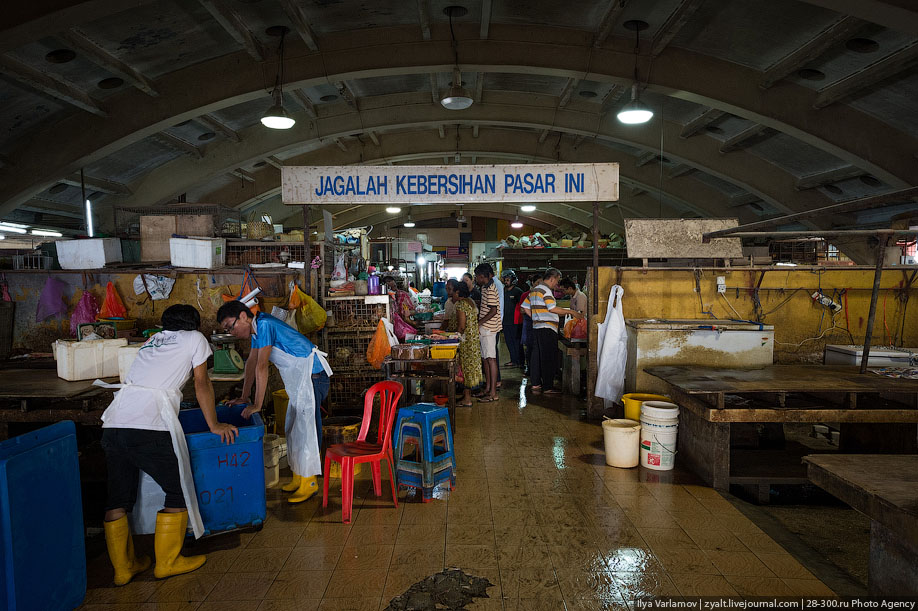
<box><xmin>95</xmin><ymin>381</ymin><xmax>205</xmax><ymax>539</ymax></box>
<box><xmin>269</xmin><ymin>346</ymin><xmax>332</xmax><ymax>477</ymax></box>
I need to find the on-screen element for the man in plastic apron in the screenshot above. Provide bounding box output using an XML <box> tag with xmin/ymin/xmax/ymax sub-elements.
<box><xmin>218</xmin><ymin>301</ymin><xmax>332</xmax><ymax>503</ymax></box>
<box><xmin>95</xmin><ymin>304</ymin><xmax>238</xmax><ymax>586</ymax></box>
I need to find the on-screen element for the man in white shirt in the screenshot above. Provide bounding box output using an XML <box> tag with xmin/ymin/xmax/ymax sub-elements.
<box><xmin>560</xmin><ymin>278</ymin><xmax>587</xmax><ymax>315</ymax></box>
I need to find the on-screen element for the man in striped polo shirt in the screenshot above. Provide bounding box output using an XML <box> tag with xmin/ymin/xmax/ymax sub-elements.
<box><xmin>474</xmin><ymin>263</ymin><xmax>502</xmax><ymax>402</ymax></box>
<box><xmin>522</xmin><ymin>268</ymin><xmax>584</xmax><ymax>395</ymax></box>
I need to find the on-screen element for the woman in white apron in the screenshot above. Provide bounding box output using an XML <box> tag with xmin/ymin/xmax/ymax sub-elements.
<box><xmin>100</xmin><ymin>305</ymin><xmax>238</xmax><ymax>586</ymax></box>
<box><xmin>218</xmin><ymin>300</ymin><xmax>332</xmax><ymax>503</ymax></box>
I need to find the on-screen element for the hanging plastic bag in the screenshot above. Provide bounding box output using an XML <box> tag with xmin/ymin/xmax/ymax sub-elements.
<box><xmin>133</xmin><ymin>274</ymin><xmax>175</xmax><ymax>301</ymax></box>
<box><xmin>563</xmin><ymin>318</ymin><xmax>576</xmax><ymax>339</ymax></box>
<box><xmin>98</xmin><ymin>282</ymin><xmax>127</xmax><ymax>319</ymax></box>
<box><xmin>366</xmin><ymin>320</ymin><xmax>391</xmax><ymax>369</ymax></box>
<box><xmin>221</xmin><ymin>271</ymin><xmax>262</xmax><ymax>314</ymax></box>
<box><xmin>36</xmin><ymin>276</ymin><xmax>69</xmax><ymax>322</ymax></box>
<box><xmin>70</xmin><ymin>290</ymin><xmax>100</xmax><ymax>337</ymax></box>
<box><xmin>332</xmin><ymin>252</ymin><xmax>347</xmax><ymax>281</ymax></box>
<box><xmin>288</xmin><ymin>285</ymin><xmax>326</xmax><ymax>334</ymax></box>
<box><xmin>572</xmin><ymin>317</ymin><xmax>587</xmax><ymax>340</ymax></box>
<box><xmin>390</xmin><ymin>311</ymin><xmax>414</xmax><ymax>340</ymax></box>
<box><xmin>594</xmin><ymin>285</ymin><xmax>626</xmax><ymax>403</ymax></box>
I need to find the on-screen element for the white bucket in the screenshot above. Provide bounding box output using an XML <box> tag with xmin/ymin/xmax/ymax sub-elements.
<box><xmin>263</xmin><ymin>434</ymin><xmax>283</xmax><ymax>488</ymax></box>
<box><xmin>639</xmin><ymin>401</ymin><xmax>680</xmax><ymax>471</ymax></box>
<box><xmin>602</xmin><ymin>418</ymin><xmax>642</xmax><ymax>468</ymax></box>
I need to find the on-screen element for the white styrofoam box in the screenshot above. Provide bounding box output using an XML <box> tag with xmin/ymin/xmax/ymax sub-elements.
<box><xmin>56</xmin><ymin>238</ymin><xmax>123</xmax><ymax>270</ymax></box>
<box><xmin>54</xmin><ymin>338</ymin><xmax>128</xmax><ymax>381</ymax></box>
<box><xmin>169</xmin><ymin>237</ymin><xmax>226</xmax><ymax>269</ymax></box>
<box><xmin>823</xmin><ymin>344</ymin><xmax>915</xmax><ymax>367</ymax></box>
<box><xmin>118</xmin><ymin>344</ymin><xmax>143</xmax><ymax>383</ymax></box>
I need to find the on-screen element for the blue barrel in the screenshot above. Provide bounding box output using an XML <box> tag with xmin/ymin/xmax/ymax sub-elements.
<box><xmin>0</xmin><ymin>421</ymin><xmax>85</xmax><ymax>610</ymax></box>
<box><xmin>432</xmin><ymin>281</ymin><xmax>446</xmax><ymax>299</ymax></box>
<box><xmin>178</xmin><ymin>405</ymin><xmax>266</xmax><ymax>536</ymax></box>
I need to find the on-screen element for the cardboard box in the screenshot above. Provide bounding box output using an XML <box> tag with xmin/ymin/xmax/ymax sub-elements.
<box><xmin>140</xmin><ymin>215</ymin><xmax>213</xmax><ymax>261</ymax></box>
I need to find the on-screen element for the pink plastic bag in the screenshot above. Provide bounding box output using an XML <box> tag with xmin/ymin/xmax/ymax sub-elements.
<box><xmin>70</xmin><ymin>290</ymin><xmax>100</xmax><ymax>337</ymax></box>
<box><xmin>391</xmin><ymin>311</ymin><xmax>415</xmax><ymax>340</ymax></box>
<box><xmin>36</xmin><ymin>277</ymin><xmax>68</xmax><ymax>322</ymax></box>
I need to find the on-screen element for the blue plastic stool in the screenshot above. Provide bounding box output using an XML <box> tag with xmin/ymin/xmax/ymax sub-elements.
<box><xmin>393</xmin><ymin>403</ymin><xmax>456</xmax><ymax>502</ymax></box>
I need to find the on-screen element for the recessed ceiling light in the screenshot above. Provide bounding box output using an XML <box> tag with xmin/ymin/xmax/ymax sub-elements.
<box><xmin>824</xmin><ymin>184</ymin><xmax>843</xmax><ymax>195</ymax></box>
<box><xmin>443</xmin><ymin>5</ymin><xmax>468</xmax><ymax>17</ymax></box>
<box><xmin>45</xmin><ymin>49</ymin><xmax>76</xmax><ymax>64</ymax></box>
<box><xmin>174</xmin><ymin>120</ymin><xmax>192</xmax><ymax>127</ymax></box>
<box><xmin>97</xmin><ymin>77</ymin><xmax>124</xmax><ymax>89</ymax></box>
<box><xmin>320</xmin><ymin>94</ymin><xmax>338</xmax><ymax>102</ymax></box>
<box><xmin>253</xmin><ymin>161</ymin><xmax>267</xmax><ymax>168</ymax></box>
<box><xmin>623</xmin><ymin>20</ymin><xmax>649</xmax><ymax>31</ymax></box>
<box><xmin>578</xmin><ymin>90</ymin><xmax>597</xmax><ymax>98</ymax></box>
<box><xmin>197</xmin><ymin>132</ymin><xmax>216</xmax><ymax>141</ymax></box>
<box><xmin>859</xmin><ymin>175</ymin><xmax>881</xmax><ymax>187</ymax></box>
<box><xmin>846</xmin><ymin>38</ymin><xmax>879</xmax><ymax>53</ymax></box>
<box><xmin>48</xmin><ymin>183</ymin><xmax>68</xmax><ymax>195</ymax></box>
<box><xmin>521</xmin><ymin>205</ymin><xmax>536</xmax><ymax>212</ymax></box>
<box><xmin>265</xmin><ymin>25</ymin><xmax>290</xmax><ymax>37</ymax></box>
<box><xmin>386</xmin><ymin>207</ymin><xmax>401</xmax><ymax>214</ymax></box>
<box><xmin>704</xmin><ymin>125</ymin><xmax>725</xmax><ymax>135</ymax></box>
<box><xmin>797</xmin><ymin>68</ymin><xmax>825</xmax><ymax>81</ymax></box>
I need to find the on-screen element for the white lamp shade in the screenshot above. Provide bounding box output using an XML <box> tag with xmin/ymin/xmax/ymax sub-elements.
<box><xmin>511</xmin><ymin>221</ymin><xmax>524</xmax><ymax>228</ymax></box>
<box><xmin>261</xmin><ymin>102</ymin><xmax>295</xmax><ymax>129</ymax></box>
<box><xmin>617</xmin><ymin>99</ymin><xmax>654</xmax><ymax>124</ymax></box>
<box><xmin>403</xmin><ymin>221</ymin><xmax>416</xmax><ymax>227</ymax></box>
<box><xmin>441</xmin><ymin>86</ymin><xmax>474</xmax><ymax>110</ymax></box>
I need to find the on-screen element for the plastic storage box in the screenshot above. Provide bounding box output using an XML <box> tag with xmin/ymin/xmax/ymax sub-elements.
<box><xmin>824</xmin><ymin>344</ymin><xmax>915</xmax><ymax>367</ymax></box>
<box><xmin>56</xmin><ymin>238</ymin><xmax>123</xmax><ymax>269</ymax></box>
<box><xmin>430</xmin><ymin>345</ymin><xmax>458</xmax><ymax>359</ymax></box>
<box><xmin>0</xmin><ymin>421</ymin><xmax>85</xmax><ymax>610</ymax></box>
<box><xmin>54</xmin><ymin>338</ymin><xmax>128</xmax><ymax>381</ymax></box>
<box><xmin>118</xmin><ymin>344</ymin><xmax>143</xmax><ymax>383</ymax></box>
<box><xmin>170</xmin><ymin>237</ymin><xmax>226</xmax><ymax>269</ymax></box>
<box><xmin>178</xmin><ymin>404</ymin><xmax>266</xmax><ymax>536</ymax></box>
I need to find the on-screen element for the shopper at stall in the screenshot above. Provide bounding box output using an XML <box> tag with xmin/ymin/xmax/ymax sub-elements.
<box><xmin>560</xmin><ymin>278</ymin><xmax>587</xmax><ymax>315</ymax></box>
<box><xmin>441</xmin><ymin>282</ymin><xmax>482</xmax><ymax>406</ymax></box>
<box><xmin>474</xmin><ymin>263</ymin><xmax>501</xmax><ymax>402</ymax></box>
<box><xmin>522</xmin><ymin>268</ymin><xmax>584</xmax><ymax>395</ymax></box>
<box><xmin>501</xmin><ymin>269</ymin><xmax>524</xmax><ymax>368</ymax></box>
<box><xmin>463</xmin><ymin>272</ymin><xmax>481</xmax><ymax>309</ymax></box>
<box><xmin>100</xmin><ymin>304</ymin><xmax>238</xmax><ymax>586</ymax></box>
<box><xmin>441</xmin><ymin>278</ymin><xmax>460</xmax><ymax>332</ymax></box>
<box><xmin>218</xmin><ymin>301</ymin><xmax>332</xmax><ymax>504</ymax></box>
<box><xmin>519</xmin><ymin>273</ymin><xmax>541</xmax><ymax>375</ymax></box>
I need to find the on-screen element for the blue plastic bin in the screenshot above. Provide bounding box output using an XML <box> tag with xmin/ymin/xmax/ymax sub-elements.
<box><xmin>178</xmin><ymin>405</ymin><xmax>266</xmax><ymax>536</ymax></box>
<box><xmin>0</xmin><ymin>421</ymin><xmax>86</xmax><ymax>610</ymax></box>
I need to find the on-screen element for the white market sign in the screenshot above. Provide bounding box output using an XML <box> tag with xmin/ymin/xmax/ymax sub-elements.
<box><xmin>281</xmin><ymin>163</ymin><xmax>619</xmax><ymax>204</ymax></box>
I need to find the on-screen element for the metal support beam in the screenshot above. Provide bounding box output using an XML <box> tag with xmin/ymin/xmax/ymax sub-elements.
<box><xmin>278</xmin><ymin>0</ymin><xmax>319</xmax><ymax>51</ymax></box>
<box><xmin>795</xmin><ymin>166</ymin><xmax>865</xmax><ymax>190</ymax></box>
<box><xmin>815</xmin><ymin>41</ymin><xmax>918</xmax><ymax>109</ymax></box>
<box><xmin>594</xmin><ymin>0</ymin><xmax>627</xmax><ymax>47</ymax></box>
<box><xmin>474</xmin><ymin>72</ymin><xmax>484</xmax><ymax>102</ymax></box>
<box><xmin>667</xmin><ymin>163</ymin><xmax>693</xmax><ymax>178</ymax></box>
<box><xmin>438</xmin><ymin>125</ymin><xmax>446</xmax><ymax>139</ymax></box>
<box><xmin>291</xmin><ymin>90</ymin><xmax>318</xmax><ymax>118</ymax></box>
<box><xmin>61</xmin><ymin>174</ymin><xmax>131</xmax><ymax>195</ymax></box>
<box><xmin>368</xmin><ymin>131</ymin><xmax>380</xmax><ymax>146</ymax></box>
<box><xmin>152</xmin><ymin>132</ymin><xmax>203</xmax><ymax>159</ymax></box>
<box><xmin>680</xmin><ymin>108</ymin><xmax>723</xmax><ymax>138</ymax></box>
<box><xmin>334</xmin><ymin>81</ymin><xmax>358</xmax><ymax>109</ymax></box>
<box><xmin>303</xmin><ymin>204</ymin><xmax>312</xmax><ymax>296</ymax></box>
<box><xmin>198</xmin><ymin>114</ymin><xmax>240</xmax><ymax>142</ymax></box>
<box><xmin>417</xmin><ymin>0</ymin><xmax>431</xmax><ymax>41</ymax></box>
<box><xmin>198</xmin><ymin>0</ymin><xmax>265</xmax><ymax>61</ymax></box>
<box><xmin>635</xmin><ymin>151</ymin><xmax>658</xmax><ymax>167</ymax></box>
<box><xmin>592</xmin><ymin>200</ymin><xmax>599</xmax><ymax>327</ymax></box>
<box><xmin>729</xmin><ymin>193</ymin><xmax>761</xmax><ymax>207</ymax></box>
<box><xmin>230</xmin><ymin>169</ymin><xmax>255</xmax><ymax>182</ymax></box>
<box><xmin>720</xmin><ymin>123</ymin><xmax>767</xmax><ymax>153</ymax></box>
<box><xmin>759</xmin><ymin>16</ymin><xmax>865</xmax><ymax>89</ymax></box>
<box><xmin>651</xmin><ymin>0</ymin><xmax>706</xmax><ymax>57</ymax></box>
<box><xmin>558</xmin><ymin>78</ymin><xmax>579</xmax><ymax>108</ymax></box>
<box><xmin>480</xmin><ymin>0</ymin><xmax>493</xmax><ymax>39</ymax></box>
<box><xmin>60</xmin><ymin>28</ymin><xmax>159</xmax><ymax>96</ymax></box>
<box><xmin>538</xmin><ymin>129</ymin><xmax>550</xmax><ymax>144</ymax></box>
<box><xmin>861</xmin><ymin>235</ymin><xmax>890</xmax><ymax>373</ymax></box>
<box><xmin>429</xmin><ymin>73</ymin><xmax>439</xmax><ymax>104</ymax></box>
<box><xmin>333</xmin><ymin>138</ymin><xmax>348</xmax><ymax>152</ymax></box>
<box><xmin>265</xmin><ymin>156</ymin><xmax>284</xmax><ymax>169</ymax></box>
<box><xmin>0</xmin><ymin>54</ymin><xmax>105</xmax><ymax>116</ymax></box>
<box><xmin>472</xmin><ymin>125</ymin><xmax>479</xmax><ymax>138</ymax></box>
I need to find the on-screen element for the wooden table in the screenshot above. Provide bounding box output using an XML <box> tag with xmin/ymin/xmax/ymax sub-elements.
<box><xmin>558</xmin><ymin>338</ymin><xmax>587</xmax><ymax>395</ymax></box>
<box><xmin>0</xmin><ymin>369</ymin><xmax>117</xmax><ymax>439</ymax></box>
<box><xmin>804</xmin><ymin>454</ymin><xmax>918</xmax><ymax>595</ymax></box>
<box><xmin>645</xmin><ymin>365</ymin><xmax>918</xmax><ymax>497</ymax></box>
<box><xmin>382</xmin><ymin>356</ymin><xmax>458</xmax><ymax>430</ymax></box>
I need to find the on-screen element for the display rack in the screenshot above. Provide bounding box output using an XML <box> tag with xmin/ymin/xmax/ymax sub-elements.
<box><xmin>325</xmin><ymin>330</ymin><xmax>376</xmax><ymax>373</ymax></box>
<box><xmin>327</xmin><ymin>369</ymin><xmax>385</xmax><ymax>413</ymax></box>
<box><xmin>324</xmin><ymin>295</ymin><xmax>389</xmax><ymax>333</ymax></box>
<box><xmin>225</xmin><ymin>240</ymin><xmax>320</xmax><ymax>267</ymax></box>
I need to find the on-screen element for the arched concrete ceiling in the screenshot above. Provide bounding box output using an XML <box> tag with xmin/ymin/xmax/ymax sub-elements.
<box><xmin>2</xmin><ymin>0</ymin><xmax>917</xmax><ymax>235</ymax></box>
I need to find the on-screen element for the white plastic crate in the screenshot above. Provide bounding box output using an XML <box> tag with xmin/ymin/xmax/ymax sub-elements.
<box><xmin>169</xmin><ymin>237</ymin><xmax>226</xmax><ymax>269</ymax></box>
<box><xmin>54</xmin><ymin>338</ymin><xmax>128</xmax><ymax>381</ymax></box>
<box><xmin>118</xmin><ymin>344</ymin><xmax>143</xmax><ymax>383</ymax></box>
<box><xmin>55</xmin><ymin>238</ymin><xmax>122</xmax><ymax>270</ymax></box>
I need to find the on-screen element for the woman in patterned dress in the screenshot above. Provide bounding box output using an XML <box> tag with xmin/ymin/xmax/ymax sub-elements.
<box><xmin>450</xmin><ymin>282</ymin><xmax>482</xmax><ymax>406</ymax></box>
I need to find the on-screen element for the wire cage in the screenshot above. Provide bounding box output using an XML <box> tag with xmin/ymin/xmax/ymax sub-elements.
<box><xmin>13</xmin><ymin>254</ymin><xmax>54</xmax><ymax>270</ymax></box>
<box><xmin>225</xmin><ymin>241</ymin><xmax>320</xmax><ymax>267</ymax></box>
<box><xmin>327</xmin><ymin>370</ymin><xmax>385</xmax><ymax>413</ymax></box>
<box><xmin>325</xmin><ymin>296</ymin><xmax>389</xmax><ymax>332</ymax></box>
<box><xmin>325</xmin><ymin>331</ymin><xmax>375</xmax><ymax>373</ymax></box>
<box><xmin>114</xmin><ymin>204</ymin><xmax>242</xmax><ymax>238</ymax></box>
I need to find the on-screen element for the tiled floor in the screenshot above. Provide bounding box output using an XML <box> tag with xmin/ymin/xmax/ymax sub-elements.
<box><xmin>80</xmin><ymin>377</ymin><xmax>835</xmax><ymax>609</ymax></box>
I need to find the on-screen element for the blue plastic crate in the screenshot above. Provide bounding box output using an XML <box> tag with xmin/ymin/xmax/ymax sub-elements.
<box><xmin>0</xmin><ymin>421</ymin><xmax>86</xmax><ymax>610</ymax></box>
<box><xmin>178</xmin><ymin>405</ymin><xmax>266</xmax><ymax>536</ymax></box>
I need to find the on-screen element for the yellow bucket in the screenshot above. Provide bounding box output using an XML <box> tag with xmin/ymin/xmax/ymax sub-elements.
<box><xmin>621</xmin><ymin>393</ymin><xmax>670</xmax><ymax>422</ymax></box>
<box><xmin>272</xmin><ymin>389</ymin><xmax>289</xmax><ymax>435</ymax></box>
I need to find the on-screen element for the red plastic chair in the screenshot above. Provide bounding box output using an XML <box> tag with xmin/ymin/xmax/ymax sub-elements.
<box><xmin>322</xmin><ymin>381</ymin><xmax>403</xmax><ymax>524</ymax></box>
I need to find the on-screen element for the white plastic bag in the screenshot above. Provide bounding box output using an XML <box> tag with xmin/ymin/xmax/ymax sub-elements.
<box><xmin>130</xmin><ymin>470</ymin><xmax>165</xmax><ymax>535</ymax></box>
<box><xmin>332</xmin><ymin>252</ymin><xmax>347</xmax><ymax>281</ymax></box>
<box><xmin>381</xmin><ymin>317</ymin><xmax>399</xmax><ymax>347</ymax></box>
<box><xmin>133</xmin><ymin>274</ymin><xmax>175</xmax><ymax>300</ymax></box>
<box><xmin>595</xmin><ymin>284</ymin><xmax>626</xmax><ymax>403</ymax></box>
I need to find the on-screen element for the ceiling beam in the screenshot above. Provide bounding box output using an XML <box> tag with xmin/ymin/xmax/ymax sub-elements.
<box><xmin>290</xmin><ymin>89</ymin><xmax>317</xmax><ymax>118</ymax></box>
<box><xmin>729</xmin><ymin>193</ymin><xmax>762</xmax><ymax>207</ymax></box>
<box><xmin>635</xmin><ymin>151</ymin><xmax>658</xmax><ymax>167</ymax></box>
<box><xmin>429</xmin><ymin>73</ymin><xmax>439</xmax><ymax>104</ymax></box>
<box><xmin>334</xmin><ymin>138</ymin><xmax>348</xmax><ymax>152</ymax></box>
<box><xmin>719</xmin><ymin>123</ymin><xmax>767</xmax><ymax>153</ymax></box>
<box><xmin>815</xmin><ymin>41</ymin><xmax>918</xmax><ymax>108</ymax></box>
<box><xmin>480</xmin><ymin>0</ymin><xmax>493</xmax><ymax>39</ymax></box>
<box><xmin>277</xmin><ymin>0</ymin><xmax>319</xmax><ymax>51</ymax></box>
<box><xmin>264</xmin><ymin>156</ymin><xmax>284</xmax><ymax>169</ymax></box>
<box><xmin>759</xmin><ymin>16</ymin><xmax>866</xmax><ymax>89</ymax></box>
<box><xmin>600</xmin><ymin>85</ymin><xmax>627</xmax><ymax>115</ymax></box>
<box><xmin>198</xmin><ymin>0</ymin><xmax>265</xmax><ymax>61</ymax></box>
<box><xmin>61</xmin><ymin>174</ymin><xmax>131</xmax><ymax>195</ymax></box>
<box><xmin>229</xmin><ymin>169</ymin><xmax>255</xmax><ymax>183</ymax></box>
<box><xmin>198</xmin><ymin>114</ymin><xmax>240</xmax><ymax>142</ymax></box>
<box><xmin>558</xmin><ymin>78</ymin><xmax>579</xmax><ymax>108</ymax></box>
<box><xmin>474</xmin><ymin>72</ymin><xmax>484</xmax><ymax>103</ymax></box>
<box><xmin>438</xmin><ymin>125</ymin><xmax>446</xmax><ymax>139</ymax></box>
<box><xmin>795</xmin><ymin>166</ymin><xmax>866</xmax><ymax>190</ymax></box>
<box><xmin>368</xmin><ymin>131</ymin><xmax>380</xmax><ymax>146</ymax></box>
<box><xmin>417</xmin><ymin>0</ymin><xmax>431</xmax><ymax>41</ymax></box>
<box><xmin>667</xmin><ymin>163</ymin><xmax>693</xmax><ymax>178</ymax></box>
<box><xmin>594</xmin><ymin>0</ymin><xmax>628</xmax><ymax>47</ymax></box>
<box><xmin>650</xmin><ymin>0</ymin><xmax>706</xmax><ymax>57</ymax></box>
<box><xmin>538</xmin><ymin>129</ymin><xmax>550</xmax><ymax>144</ymax></box>
<box><xmin>152</xmin><ymin>132</ymin><xmax>203</xmax><ymax>159</ymax></box>
<box><xmin>0</xmin><ymin>53</ymin><xmax>106</xmax><ymax>116</ymax></box>
<box><xmin>680</xmin><ymin>108</ymin><xmax>724</xmax><ymax>138</ymax></box>
<box><xmin>59</xmin><ymin>28</ymin><xmax>159</xmax><ymax>96</ymax></box>
<box><xmin>795</xmin><ymin>1</ymin><xmax>918</xmax><ymax>36</ymax></box>
<box><xmin>334</xmin><ymin>81</ymin><xmax>358</xmax><ymax>109</ymax></box>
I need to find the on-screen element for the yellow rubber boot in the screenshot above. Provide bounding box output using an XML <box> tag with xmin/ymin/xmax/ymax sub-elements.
<box><xmin>153</xmin><ymin>511</ymin><xmax>206</xmax><ymax>579</ymax></box>
<box><xmin>288</xmin><ymin>475</ymin><xmax>318</xmax><ymax>504</ymax></box>
<box><xmin>103</xmin><ymin>515</ymin><xmax>151</xmax><ymax>586</ymax></box>
<box><xmin>281</xmin><ymin>472</ymin><xmax>302</xmax><ymax>492</ymax></box>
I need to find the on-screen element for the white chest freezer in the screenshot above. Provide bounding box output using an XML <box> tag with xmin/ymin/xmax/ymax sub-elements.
<box><xmin>625</xmin><ymin>319</ymin><xmax>775</xmax><ymax>395</ymax></box>
<box><xmin>823</xmin><ymin>344</ymin><xmax>915</xmax><ymax>367</ymax></box>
